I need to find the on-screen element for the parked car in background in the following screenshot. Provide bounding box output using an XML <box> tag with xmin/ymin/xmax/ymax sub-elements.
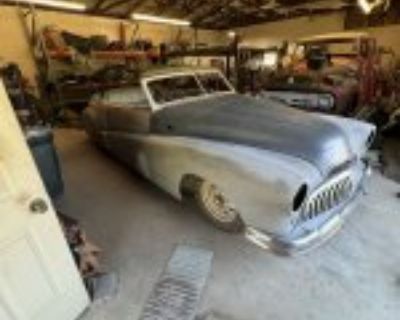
<box><xmin>83</xmin><ymin>67</ymin><xmax>376</xmax><ymax>255</ymax></box>
<box><xmin>261</xmin><ymin>32</ymin><xmax>380</xmax><ymax>116</ymax></box>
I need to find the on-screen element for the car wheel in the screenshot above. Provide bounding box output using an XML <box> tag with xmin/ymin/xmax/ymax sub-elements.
<box><xmin>194</xmin><ymin>180</ymin><xmax>244</xmax><ymax>233</ymax></box>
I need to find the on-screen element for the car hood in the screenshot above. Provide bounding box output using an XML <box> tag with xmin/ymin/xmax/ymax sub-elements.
<box><xmin>151</xmin><ymin>94</ymin><xmax>354</xmax><ymax>176</ymax></box>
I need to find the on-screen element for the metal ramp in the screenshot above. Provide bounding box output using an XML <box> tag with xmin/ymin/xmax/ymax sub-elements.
<box><xmin>139</xmin><ymin>245</ymin><xmax>213</xmax><ymax>320</ymax></box>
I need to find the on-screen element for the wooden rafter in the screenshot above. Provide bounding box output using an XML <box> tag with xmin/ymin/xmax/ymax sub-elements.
<box><xmin>195</xmin><ymin>0</ymin><xmax>353</xmax><ymax>29</ymax></box>
<box><xmin>98</xmin><ymin>0</ymin><xmax>128</xmax><ymax>13</ymax></box>
<box><xmin>191</xmin><ymin>0</ymin><xmax>231</xmax><ymax>26</ymax></box>
<box><xmin>5</xmin><ymin>0</ymin><xmax>359</xmax><ymax>29</ymax></box>
<box><xmin>125</xmin><ymin>0</ymin><xmax>149</xmax><ymax>17</ymax></box>
<box><xmin>89</xmin><ymin>0</ymin><xmax>109</xmax><ymax>12</ymax></box>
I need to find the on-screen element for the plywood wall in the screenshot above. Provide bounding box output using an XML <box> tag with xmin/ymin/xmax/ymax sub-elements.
<box><xmin>236</xmin><ymin>13</ymin><xmax>345</xmax><ymax>48</ymax></box>
<box><xmin>0</xmin><ymin>5</ymin><xmax>225</xmax><ymax>86</ymax></box>
<box><xmin>236</xmin><ymin>12</ymin><xmax>400</xmax><ymax>56</ymax></box>
<box><xmin>363</xmin><ymin>24</ymin><xmax>400</xmax><ymax>54</ymax></box>
<box><xmin>0</xmin><ymin>6</ymin><xmax>37</xmax><ymax>85</ymax></box>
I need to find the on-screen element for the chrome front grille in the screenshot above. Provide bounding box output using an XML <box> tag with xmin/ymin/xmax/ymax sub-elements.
<box><xmin>301</xmin><ymin>175</ymin><xmax>353</xmax><ymax>221</ymax></box>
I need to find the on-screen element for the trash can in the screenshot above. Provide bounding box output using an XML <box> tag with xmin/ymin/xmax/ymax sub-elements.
<box><xmin>26</xmin><ymin>126</ymin><xmax>64</xmax><ymax>199</ymax></box>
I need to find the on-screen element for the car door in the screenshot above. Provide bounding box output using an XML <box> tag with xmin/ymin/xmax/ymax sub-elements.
<box><xmin>0</xmin><ymin>81</ymin><xmax>89</xmax><ymax>320</ymax></box>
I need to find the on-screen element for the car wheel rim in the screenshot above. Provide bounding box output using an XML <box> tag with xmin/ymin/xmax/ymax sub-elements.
<box><xmin>200</xmin><ymin>182</ymin><xmax>238</xmax><ymax>223</ymax></box>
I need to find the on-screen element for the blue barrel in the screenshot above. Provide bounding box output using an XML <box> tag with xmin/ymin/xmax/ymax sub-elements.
<box><xmin>26</xmin><ymin>126</ymin><xmax>64</xmax><ymax>199</ymax></box>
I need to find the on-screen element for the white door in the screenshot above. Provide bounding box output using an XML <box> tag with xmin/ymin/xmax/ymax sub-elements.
<box><xmin>0</xmin><ymin>81</ymin><xmax>89</xmax><ymax>320</ymax></box>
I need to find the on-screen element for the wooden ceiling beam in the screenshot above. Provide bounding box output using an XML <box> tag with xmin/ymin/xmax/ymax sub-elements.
<box><xmin>125</xmin><ymin>0</ymin><xmax>148</xmax><ymax>17</ymax></box>
<box><xmin>191</xmin><ymin>0</ymin><xmax>231</xmax><ymax>27</ymax></box>
<box><xmin>11</xmin><ymin>0</ymin><xmax>355</xmax><ymax>29</ymax></box>
<box><xmin>89</xmin><ymin>0</ymin><xmax>109</xmax><ymax>12</ymax></box>
<box><xmin>98</xmin><ymin>0</ymin><xmax>128</xmax><ymax>13</ymax></box>
<box><xmin>180</xmin><ymin>0</ymin><xmax>209</xmax><ymax>19</ymax></box>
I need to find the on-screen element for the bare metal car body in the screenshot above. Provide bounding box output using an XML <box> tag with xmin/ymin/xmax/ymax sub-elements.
<box><xmin>83</xmin><ymin>67</ymin><xmax>375</xmax><ymax>254</ymax></box>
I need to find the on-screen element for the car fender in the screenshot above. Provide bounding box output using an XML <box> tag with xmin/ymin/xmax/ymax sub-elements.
<box><xmin>318</xmin><ymin>114</ymin><xmax>376</xmax><ymax>158</ymax></box>
<box><xmin>103</xmin><ymin>132</ymin><xmax>322</xmax><ymax>233</ymax></box>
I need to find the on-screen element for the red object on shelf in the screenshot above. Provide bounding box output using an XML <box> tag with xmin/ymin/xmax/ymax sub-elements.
<box><xmin>48</xmin><ymin>49</ymin><xmax>74</xmax><ymax>59</ymax></box>
<box><xmin>47</xmin><ymin>49</ymin><xmax>159</xmax><ymax>62</ymax></box>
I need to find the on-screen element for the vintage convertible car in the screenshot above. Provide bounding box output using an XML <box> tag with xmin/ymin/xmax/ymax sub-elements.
<box><xmin>83</xmin><ymin>67</ymin><xmax>375</xmax><ymax>254</ymax></box>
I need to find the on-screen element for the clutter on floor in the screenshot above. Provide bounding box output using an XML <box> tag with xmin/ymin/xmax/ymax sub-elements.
<box><xmin>58</xmin><ymin>212</ymin><xmax>116</xmax><ymax>301</ymax></box>
<box><xmin>59</xmin><ymin>213</ymin><xmax>102</xmax><ymax>277</ymax></box>
<box><xmin>85</xmin><ymin>272</ymin><xmax>119</xmax><ymax>303</ymax></box>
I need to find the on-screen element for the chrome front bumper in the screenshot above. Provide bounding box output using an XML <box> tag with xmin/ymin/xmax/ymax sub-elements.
<box><xmin>245</xmin><ymin>162</ymin><xmax>370</xmax><ymax>256</ymax></box>
<box><xmin>245</xmin><ymin>212</ymin><xmax>345</xmax><ymax>255</ymax></box>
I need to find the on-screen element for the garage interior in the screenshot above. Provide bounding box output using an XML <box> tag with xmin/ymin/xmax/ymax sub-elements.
<box><xmin>1</xmin><ymin>1</ymin><xmax>400</xmax><ymax>320</ymax></box>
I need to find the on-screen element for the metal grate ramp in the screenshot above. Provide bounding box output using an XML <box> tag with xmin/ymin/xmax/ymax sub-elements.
<box><xmin>138</xmin><ymin>245</ymin><xmax>213</xmax><ymax>320</ymax></box>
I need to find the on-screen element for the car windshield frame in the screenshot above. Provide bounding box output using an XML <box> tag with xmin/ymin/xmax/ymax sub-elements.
<box><xmin>142</xmin><ymin>70</ymin><xmax>235</xmax><ymax>110</ymax></box>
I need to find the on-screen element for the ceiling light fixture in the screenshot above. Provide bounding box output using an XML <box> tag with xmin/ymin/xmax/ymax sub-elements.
<box><xmin>357</xmin><ymin>0</ymin><xmax>389</xmax><ymax>15</ymax></box>
<box><xmin>227</xmin><ymin>31</ymin><xmax>236</xmax><ymax>38</ymax></box>
<box><xmin>358</xmin><ymin>0</ymin><xmax>374</xmax><ymax>14</ymax></box>
<box><xmin>131</xmin><ymin>13</ymin><xmax>191</xmax><ymax>27</ymax></box>
<box><xmin>15</xmin><ymin>0</ymin><xmax>86</xmax><ymax>11</ymax></box>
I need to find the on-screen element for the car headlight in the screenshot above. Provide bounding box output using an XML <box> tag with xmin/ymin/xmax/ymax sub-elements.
<box><xmin>366</xmin><ymin>130</ymin><xmax>376</xmax><ymax>148</ymax></box>
<box><xmin>292</xmin><ymin>184</ymin><xmax>308</xmax><ymax>212</ymax></box>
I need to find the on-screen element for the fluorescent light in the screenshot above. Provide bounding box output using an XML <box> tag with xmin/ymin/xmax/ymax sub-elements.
<box><xmin>357</xmin><ymin>0</ymin><xmax>388</xmax><ymax>15</ymax></box>
<box><xmin>15</xmin><ymin>0</ymin><xmax>86</xmax><ymax>11</ymax></box>
<box><xmin>358</xmin><ymin>0</ymin><xmax>374</xmax><ymax>14</ymax></box>
<box><xmin>131</xmin><ymin>13</ymin><xmax>190</xmax><ymax>26</ymax></box>
<box><xmin>263</xmin><ymin>52</ymin><xmax>278</xmax><ymax>67</ymax></box>
<box><xmin>227</xmin><ymin>31</ymin><xmax>236</xmax><ymax>38</ymax></box>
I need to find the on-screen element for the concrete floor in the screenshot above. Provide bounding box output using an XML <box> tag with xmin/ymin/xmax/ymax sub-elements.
<box><xmin>55</xmin><ymin>129</ymin><xmax>400</xmax><ymax>320</ymax></box>
<box><xmin>382</xmin><ymin>136</ymin><xmax>400</xmax><ymax>184</ymax></box>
